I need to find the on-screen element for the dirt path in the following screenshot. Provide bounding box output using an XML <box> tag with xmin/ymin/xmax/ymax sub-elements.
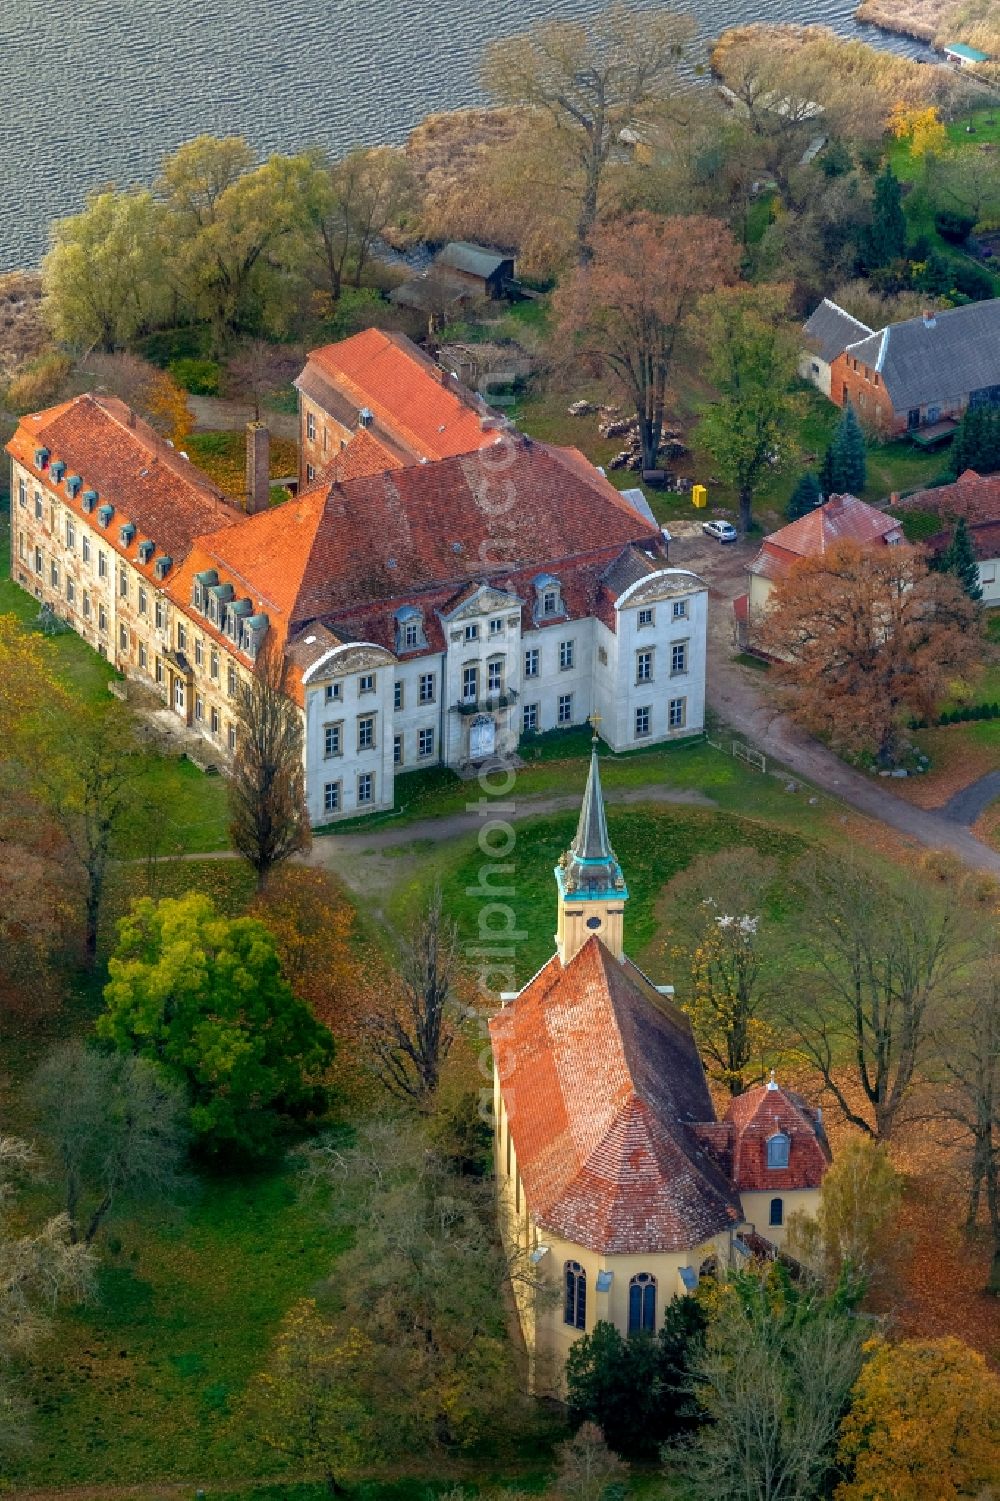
<box><xmin>667</xmin><ymin>524</ymin><xmax>1000</xmax><ymax>878</ymax></box>
<box><xmin>939</xmin><ymin>769</ymin><xmax>1000</xmax><ymax>825</ymax></box>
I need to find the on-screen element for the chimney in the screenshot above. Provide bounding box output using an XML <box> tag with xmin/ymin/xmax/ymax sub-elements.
<box><xmin>245</xmin><ymin>421</ymin><xmax>270</xmax><ymax>515</ymax></box>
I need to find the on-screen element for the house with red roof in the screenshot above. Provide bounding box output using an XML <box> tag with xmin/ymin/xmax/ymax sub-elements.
<box><xmin>8</xmin><ymin>334</ymin><xmax>710</xmax><ymax>824</ymax></box>
<box><xmin>489</xmin><ymin>743</ymin><xmax>830</xmax><ymax>1393</ymax></box>
<box><xmin>895</xmin><ymin>470</ymin><xmax>1000</xmax><ymax>605</ymax></box>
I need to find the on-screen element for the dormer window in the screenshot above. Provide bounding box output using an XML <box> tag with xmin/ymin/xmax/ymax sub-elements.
<box><xmin>50</xmin><ymin>460</ymin><xmax>66</xmax><ymax>484</ymax></box>
<box><xmin>192</xmin><ymin>569</ymin><xmax>219</xmax><ymax>613</ymax></box>
<box><xmin>533</xmin><ymin>574</ymin><xmax>564</xmax><ymax>623</ymax></box>
<box><xmin>34</xmin><ymin>447</ymin><xmax>50</xmax><ymax>470</ymax></box>
<box><xmin>766</xmin><ymin>1132</ymin><xmax>790</xmax><ymax>1170</ymax></box>
<box><xmin>66</xmin><ymin>475</ymin><xmax>82</xmax><ymax>498</ymax></box>
<box><xmin>240</xmin><ymin>613</ymin><xmax>269</xmax><ymax>660</ymax></box>
<box><xmin>394</xmin><ymin>605</ymin><xmax>426</xmax><ymax>654</ymax></box>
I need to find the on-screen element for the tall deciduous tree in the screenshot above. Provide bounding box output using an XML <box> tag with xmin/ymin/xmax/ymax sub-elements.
<box><xmin>482</xmin><ymin>3</ymin><xmax>694</xmax><ymax>257</ymax></box>
<box><xmin>694</xmin><ymin>284</ymin><xmax>801</xmax><ymax>532</ymax></box>
<box><xmin>98</xmin><ymin>893</ymin><xmax>334</xmax><ymax>1157</ymax></box>
<box><xmin>787</xmin><ymin>1135</ymin><xmax>903</xmax><ymax>1292</ymax></box>
<box><xmin>758</xmin><ymin>541</ymin><xmax>980</xmax><ymax>765</ymax></box>
<box><xmin>367</xmin><ymin>887</ymin><xmax>459</xmax><ymax>1106</ymax></box>
<box><xmin>835</xmin><ymin>1337</ymin><xmax>1000</xmax><ymax>1501</ymax></box>
<box><xmin>229</xmin><ymin>641</ymin><xmax>310</xmax><ymax>891</ymax></box>
<box><xmin>784</xmin><ymin>853</ymin><xmax>967</xmax><ymax>1140</ymax></box>
<box><xmin>303</xmin><ymin>146</ymin><xmax>413</xmax><ymax>303</ymax></box>
<box><xmin>30</xmin><ymin>1042</ymin><xmax>189</xmax><ymax>1246</ymax></box>
<box><xmin>42</xmin><ymin>187</ymin><xmax>167</xmax><ymax>350</ymax></box>
<box><xmin>553</xmin><ymin>212</ymin><xmax>738</xmax><ymax>470</ymax></box>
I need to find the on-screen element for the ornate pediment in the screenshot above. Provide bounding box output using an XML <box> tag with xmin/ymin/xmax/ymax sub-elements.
<box><xmin>618</xmin><ymin>568</ymin><xmax>706</xmax><ymax>608</ymax></box>
<box><xmin>439</xmin><ymin>581</ymin><xmax>523</xmax><ymax>623</ymax></box>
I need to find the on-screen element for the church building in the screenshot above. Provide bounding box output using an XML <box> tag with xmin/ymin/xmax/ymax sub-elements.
<box><xmin>489</xmin><ymin>739</ymin><xmax>830</xmax><ymax>1394</ymax></box>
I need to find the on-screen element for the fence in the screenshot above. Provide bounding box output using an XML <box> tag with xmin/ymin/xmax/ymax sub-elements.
<box><xmin>732</xmin><ymin>740</ymin><xmax>767</xmax><ymax>774</ymax></box>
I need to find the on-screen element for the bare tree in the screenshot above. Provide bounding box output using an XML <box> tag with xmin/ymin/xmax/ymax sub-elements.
<box><xmin>228</xmin><ymin>640</ymin><xmax>311</xmax><ymax>891</ymax></box>
<box><xmin>368</xmin><ymin>888</ymin><xmax>459</xmax><ymax>1105</ymax></box>
<box><xmin>302</xmin><ymin>146</ymin><xmax>414</xmax><ymax>303</ymax></box>
<box><xmin>223</xmin><ymin>338</ymin><xmax>301</xmax><ymax>421</ymax></box>
<box><xmin>30</xmin><ymin>1042</ymin><xmax>189</xmax><ymax>1247</ymax></box>
<box><xmin>785</xmin><ymin>854</ymin><xmax>967</xmax><ymax>1140</ymax></box>
<box><xmin>483</xmin><ymin>2</ymin><xmax>695</xmax><ymax>258</ymax></box>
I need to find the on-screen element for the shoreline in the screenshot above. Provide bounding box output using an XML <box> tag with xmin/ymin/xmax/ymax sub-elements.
<box><xmin>853</xmin><ymin>0</ymin><xmax>998</xmax><ymax>60</ymax></box>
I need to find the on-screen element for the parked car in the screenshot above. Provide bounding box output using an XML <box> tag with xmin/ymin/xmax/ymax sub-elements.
<box><xmin>702</xmin><ymin>519</ymin><xmax>738</xmax><ymax>543</ymax></box>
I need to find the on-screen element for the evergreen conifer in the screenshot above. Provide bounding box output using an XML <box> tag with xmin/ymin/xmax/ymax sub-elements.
<box><xmin>822</xmin><ymin>403</ymin><xmax>868</xmax><ymax>495</ymax></box>
<box><xmin>787</xmin><ymin>470</ymin><xmax>823</xmax><ymax>520</ymax></box>
<box><xmin>865</xmin><ymin>165</ymin><xmax>906</xmax><ymax>270</ymax></box>
<box><xmin>940</xmin><ymin>517</ymin><xmax>983</xmax><ymax>601</ymax></box>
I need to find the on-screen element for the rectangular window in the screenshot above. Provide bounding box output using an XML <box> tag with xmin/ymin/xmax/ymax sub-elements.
<box><xmin>465</xmin><ymin>623</ymin><xmax>479</xmax><ymax>642</ymax></box>
<box><xmin>672</xmin><ymin>599</ymin><xmax>688</xmax><ymax>620</ymax></box>
<box><xmin>357</xmin><ymin>772</ymin><xmax>374</xmax><ymax>805</ymax></box>
<box><xmin>394</xmin><ymin>734</ymin><xmax>403</xmax><ymax>765</ymax></box>
<box><xmin>324</xmin><ymin>781</ymin><xmax>341</xmax><ymax>814</ymax></box>
<box><xmin>34</xmin><ymin>493</ymin><xmax>42</xmax><ymax>520</ymax></box>
<box><xmin>402</xmin><ymin>621</ymin><xmax>419</xmax><ymax>649</ymax></box>
<box><xmin>119</xmin><ymin>569</ymin><xmax>128</xmax><ymax>599</ymax></box>
<box><xmin>671</xmin><ymin>641</ymin><xmax>688</xmax><ymax>676</ymax></box>
<box><xmin>66</xmin><ymin>577</ymin><xmax>75</xmax><ymax>604</ymax></box>
<box><xmin>155</xmin><ymin>656</ymin><xmax>163</xmax><ymax>684</ymax></box>
<box><xmin>543</xmin><ymin>589</ymin><xmax>558</xmax><ymax>617</ymax></box>
<box><xmin>558</xmin><ymin>693</ymin><xmax>573</xmax><ymax>725</ymax></box>
<box><xmin>463</xmin><ymin>665</ymin><xmax>478</xmax><ymax>702</ymax></box>
<box><xmin>358</xmin><ymin>715</ymin><xmax>375</xmax><ymax>751</ymax></box>
<box><xmin>523</xmin><ymin>702</ymin><xmax>538</xmax><ymax>733</ymax></box>
<box><xmin>418</xmin><ymin>727</ymin><xmax>434</xmax><ymax>758</ymax></box>
<box><xmin>98</xmin><ymin>604</ymin><xmax>108</xmax><ymax>633</ymax></box>
<box><xmin>119</xmin><ymin>624</ymin><xmax>129</xmax><ymax>652</ymax></box>
<box><xmin>635</xmin><ymin>705</ymin><xmax>651</xmax><ymax>738</ymax></box>
<box><xmin>228</xmin><ymin>664</ymin><xmax>238</xmax><ymax>697</ymax></box>
<box><xmin>194</xmin><ymin>638</ymin><xmax>204</xmax><ymax>668</ymax></box>
<box><xmin>138</xmin><ymin>586</ymin><xmax>147</xmax><ymax>616</ymax></box>
<box><xmin>524</xmin><ymin>648</ymin><xmax>539</xmax><ymax>678</ymax></box>
<box><xmin>155</xmin><ymin>598</ymin><xmax>164</xmax><ymax>630</ymax></box>
<box><xmin>82</xmin><ymin>536</ymin><xmax>91</xmax><ymax>565</ymax></box>
<box><xmin>559</xmin><ymin>639</ymin><xmax>574</xmax><ymax>671</ymax></box>
<box><xmin>83</xmin><ymin>593</ymin><xmax>91</xmax><ymax>620</ymax></box>
<box><xmin>139</xmin><ymin>643</ymin><xmax>147</xmax><ymax>670</ymax></box>
<box><xmin>210</xmin><ymin>705</ymin><xmax>220</xmax><ymax>735</ymax></box>
<box><xmin>418</xmin><ymin>672</ymin><xmax>435</xmax><ymax>704</ymax></box>
<box><xmin>17</xmin><ymin>478</ymin><xmax>26</xmax><ymax>508</ymax></box>
<box><xmin>669</xmin><ymin>696</ymin><xmax>686</xmax><ymax>729</ymax></box>
<box><xmin>210</xmin><ymin>648</ymin><xmax>219</xmax><ymax>680</ymax></box>
<box><xmin>195</xmin><ymin>694</ymin><xmax>204</xmax><ymax>723</ymax></box>
<box><xmin>65</xmin><ymin>518</ymin><xmax>75</xmax><ymax>549</ymax></box>
<box><xmin>487</xmin><ymin>659</ymin><xmax>503</xmax><ymax>695</ymax></box>
<box><xmin>394</xmin><ymin>681</ymin><xmax>403</xmax><ymax>711</ymax></box>
<box><xmin>177</xmin><ymin>623</ymin><xmax>187</xmax><ymax>651</ymax></box>
<box><xmin>228</xmin><ymin>723</ymin><xmax>236</xmax><ymax>752</ymax></box>
<box><xmin>326</xmin><ymin>681</ymin><xmax>343</xmax><ymax>703</ymax></box>
<box><xmin>324</xmin><ymin>722</ymin><xmax>342</xmax><ymax>759</ymax></box>
<box><xmin>306</xmin><ymin>463</ymin><xmax>315</xmax><ymax>482</ymax></box>
<box><xmin>359</xmin><ymin>673</ymin><xmax>375</xmax><ymax>694</ymax></box>
<box><xmin>636</xmin><ymin>649</ymin><xmax>653</xmax><ymax>683</ymax></box>
<box><xmin>18</xmin><ymin>532</ymin><xmax>26</xmax><ymax>561</ymax></box>
<box><xmin>638</xmin><ymin>607</ymin><xmax>654</xmax><ymax>627</ymax></box>
<box><xmin>489</xmin><ymin>617</ymin><xmax>503</xmax><ymax>636</ymax></box>
<box><xmin>307</xmin><ymin>411</ymin><xmax>316</xmax><ymax>441</ymax></box>
<box><xmin>98</xmin><ymin>551</ymin><xmax>108</xmax><ymax>579</ymax></box>
<box><xmin>34</xmin><ymin>547</ymin><xmax>42</xmax><ymax>575</ymax></box>
<box><xmin>50</xmin><ymin>560</ymin><xmax>59</xmax><ymax>588</ymax></box>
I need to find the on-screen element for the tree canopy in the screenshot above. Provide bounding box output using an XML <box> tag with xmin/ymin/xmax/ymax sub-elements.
<box><xmin>98</xmin><ymin>893</ymin><xmax>334</xmax><ymax>1156</ymax></box>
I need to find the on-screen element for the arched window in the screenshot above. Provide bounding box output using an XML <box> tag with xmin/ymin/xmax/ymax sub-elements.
<box><xmin>769</xmin><ymin>1197</ymin><xmax>784</xmax><ymax>1227</ymax></box>
<box><xmin>628</xmin><ymin>1273</ymin><xmax>656</xmax><ymax>1334</ymax></box>
<box><xmin>564</xmin><ymin>1261</ymin><xmax>586</xmax><ymax>1330</ymax></box>
<box><xmin>767</xmin><ymin>1132</ymin><xmax>790</xmax><ymax>1169</ymax></box>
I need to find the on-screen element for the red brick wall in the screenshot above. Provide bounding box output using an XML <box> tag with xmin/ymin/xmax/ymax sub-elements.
<box><xmin>829</xmin><ymin>352</ymin><xmax>902</xmax><ymax>435</ymax></box>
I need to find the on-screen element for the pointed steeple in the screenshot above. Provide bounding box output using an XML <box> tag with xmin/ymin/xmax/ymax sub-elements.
<box><xmin>555</xmin><ymin>727</ymin><xmax>628</xmax><ymax>965</ymax></box>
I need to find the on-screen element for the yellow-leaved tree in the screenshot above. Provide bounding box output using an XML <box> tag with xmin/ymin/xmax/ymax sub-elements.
<box><xmin>836</xmin><ymin>1336</ymin><xmax>1000</xmax><ymax>1501</ymax></box>
<box><xmin>889</xmin><ymin>102</ymin><xmax>947</xmax><ymax>158</ymax></box>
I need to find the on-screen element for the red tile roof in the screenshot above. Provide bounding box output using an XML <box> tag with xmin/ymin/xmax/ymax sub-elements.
<box><xmin>896</xmin><ymin>469</ymin><xmax>1000</xmax><ymax>526</ymax></box>
<box><xmin>926</xmin><ymin>518</ymin><xmax>1000</xmax><ymax>563</ymax></box>
<box><xmin>6</xmin><ymin>394</ymin><xmax>240</xmax><ymax>580</ymax></box>
<box><xmin>303</xmin><ymin>328</ymin><xmax>499</xmax><ymax>463</ymax></box>
<box><xmin>722</xmin><ymin>1082</ymin><xmax>830</xmax><ymax>1192</ymax></box>
<box><xmin>310</xmin><ymin>425</ymin><xmax>405</xmax><ymax>486</ymax></box>
<box><xmin>750</xmin><ymin>495</ymin><xmax>903</xmax><ymax>583</ymax></box>
<box><xmin>489</xmin><ymin>938</ymin><xmax>743</xmax><ymax>1254</ymax></box>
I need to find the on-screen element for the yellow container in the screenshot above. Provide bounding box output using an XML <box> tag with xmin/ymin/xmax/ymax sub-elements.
<box><xmin>692</xmin><ymin>484</ymin><xmax>707</xmax><ymax>509</ymax></box>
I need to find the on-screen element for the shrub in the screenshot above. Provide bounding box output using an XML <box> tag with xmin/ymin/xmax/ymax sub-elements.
<box><xmin>934</xmin><ymin>208</ymin><xmax>976</xmax><ymax>245</ymax></box>
<box><xmin>168</xmin><ymin>356</ymin><xmax>221</xmax><ymax>395</ymax></box>
<box><xmin>4</xmin><ymin>351</ymin><xmax>73</xmax><ymax>414</ymax></box>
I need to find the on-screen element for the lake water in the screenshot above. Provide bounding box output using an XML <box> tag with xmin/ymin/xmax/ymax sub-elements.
<box><xmin>0</xmin><ymin>0</ymin><xmax>932</xmax><ymax>271</ymax></box>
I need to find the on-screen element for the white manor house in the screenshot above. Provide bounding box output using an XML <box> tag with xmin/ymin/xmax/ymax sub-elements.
<box><xmin>7</xmin><ymin>331</ymin><xmax>708</xmax><ymax>823</ymax></box>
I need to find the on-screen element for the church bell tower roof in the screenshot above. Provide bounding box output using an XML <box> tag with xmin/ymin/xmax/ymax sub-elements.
<box><xmin>556</xmin><ymin>737</ymin><xmax>627</xmax><ymax>902</ymax></box>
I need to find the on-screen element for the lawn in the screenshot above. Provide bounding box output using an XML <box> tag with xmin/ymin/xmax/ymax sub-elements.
<box><xmin>186</xmin><ymin>429</ymin><xmax>299</xmax><ymax>494</ymax></box>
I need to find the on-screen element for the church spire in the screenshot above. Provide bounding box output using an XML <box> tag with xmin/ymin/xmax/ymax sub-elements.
<box><xmin>554</xmin><ymin>724</ymin><xmax>628</xmax><ymax>966</ymax></box>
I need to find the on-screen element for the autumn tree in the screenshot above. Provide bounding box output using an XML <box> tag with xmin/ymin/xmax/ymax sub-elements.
<box><xmin>243</xmin><ymin>1300</ymin><xmax>375</xmax><ymax>1495</ymax></box>
<box><xmin>302</xmin><ymin>146</ymin><xmax>413</xmax><ymax>303</ymax></box>
<box><xmin>554</xmin><ymin>1423</ymin><xmax>627</xmax><ymax>1501</ymax></box>
<box><xmin>786</xmin><ymin>1135</ymin><xmax>903</xmax><ymax>1292</ymax></box>
<box><xmin>889</xmin><ymin>102</ymin><xmax>947</xmax><ymax>159</ymax></box>
<box><xmin>0</xmin><ymin>1136</ymin><xmax>93</xmax><ymax>1454</ymax></box>
<box><xmin>228</xmin><ymin>640</ymin><xmax>311</xmax><ymax>891</ymax></box>
<box><xmin>694</xmin><ymin>284</ymin><xmax>801</xmax><ymax>532</ymax></box>
<box><xmin>482</xmin><ymin>3</ymin><xmax>694</xmax><ymax>257</ymax></box>
<box><xmin>30</xmin><ymin>1042</ymin><xmax>189</xmax><ymax>1246</ymax></box>
<box><xmin>677</xmin><ymin>1264</ymin><xmax>866</xmax><ymax>1501</ymax></box>
<box><xmin>42</xmin><ymin>186</ymin><xmax>167</xmax><ymax>350</ymax></box>
<box><xmin>758</xmin><ymin>541</ymin><xmax>980</xmax><ymax>765</ymax></box>
<box><xmin>98</xmin><ymin>893</ymin><xmax>334</xmax><ymax>1157</ymax></box>
<box><xmin>302</xmin><ymin>1122</ymin><xmax>527</xmax><ymax>1452</ymax></box>
<box><xmin>223</xmin><ymin>338</ymin><xmax>302</xmax><ymax>421</ymax></box>
<box><xmin>367</xmin><ymin>886</ymin><xmax>459</xmax><ymax>1106</ymax></box>
<box><xmin>553</xmin><ymin>212</ymin><xmax>738</xmax><ymax>470</ymax></box>
<box><xmin>835</xmin><ymin>1337</ymin><xmax>1000</xmax><ymax>1501</ymax></box>
<box><xmin>784</xmin><ymin>853</ymin><xmax>968</xmax><ymax>1140</ymax></box>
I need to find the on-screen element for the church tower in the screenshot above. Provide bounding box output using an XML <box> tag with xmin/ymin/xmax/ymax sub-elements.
<box><xmin>555</xmin><ymin>735</ymin><xmax>628</xmax><ymax>965</ymax></box>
